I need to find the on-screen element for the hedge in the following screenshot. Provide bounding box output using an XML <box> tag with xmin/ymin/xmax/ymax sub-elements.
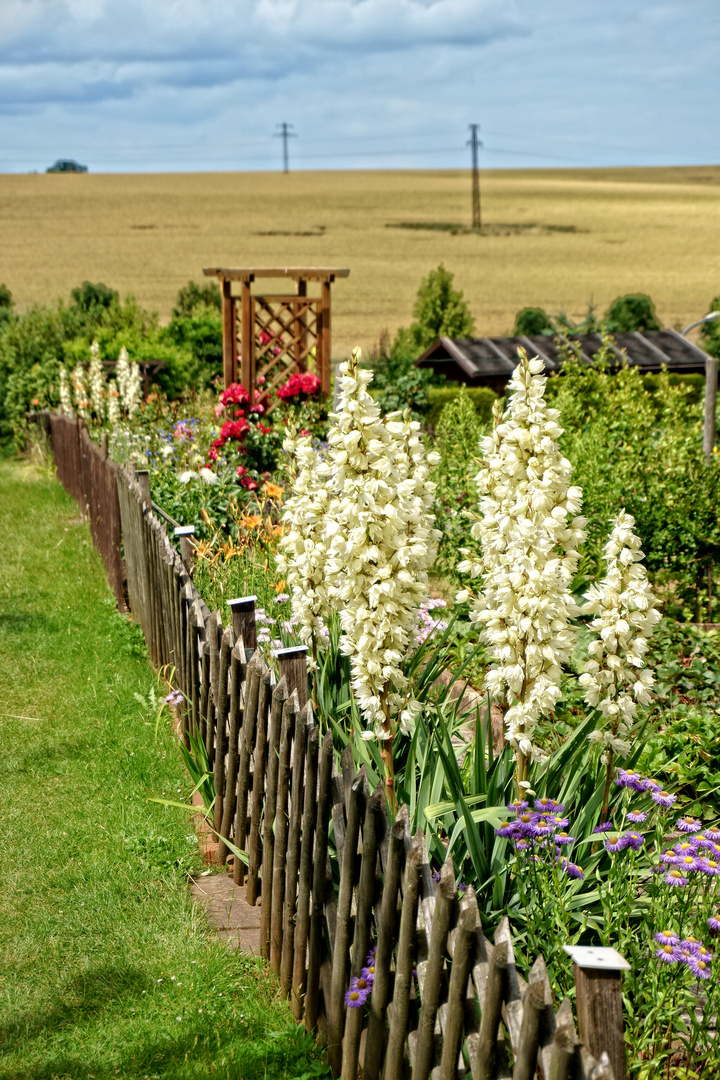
<box><xmin>426</xmin><ymin>384</ymin><xmax>498</xmax><ymax>428</ymax></box>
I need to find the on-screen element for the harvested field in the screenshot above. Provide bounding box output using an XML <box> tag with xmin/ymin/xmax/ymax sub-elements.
<box><xmin>2</xmin><ymin>166</ymin><xmax>720</xmax><ymax>356</ymax></box>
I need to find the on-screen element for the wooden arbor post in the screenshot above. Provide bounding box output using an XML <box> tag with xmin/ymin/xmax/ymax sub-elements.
<box><xmin>564</xmin><ymin>945</ymin><xmax>629</xmax><ymax>1080</ymax></box>
<box><xmin>203</xmin><ymin>267</ymin><xmax>349</xmax><ymax>405</ymax></box>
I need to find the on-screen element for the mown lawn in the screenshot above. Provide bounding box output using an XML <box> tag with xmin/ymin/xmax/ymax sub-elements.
<box><xmin>0</xmin><ymin>459</ymin><xmax>327</xmax><ymax>1080</ymax></box>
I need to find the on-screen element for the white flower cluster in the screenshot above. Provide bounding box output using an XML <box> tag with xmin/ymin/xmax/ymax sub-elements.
<box><xmin>115</xmin><ymin>347</ymin><xmax>143</xmax><ymax>417</ymax></box>
<box><xmin>71</xmin><ymin>363</ymin><xmax>90</xmax><ymax>419</ymax></box>
<box><xmin>462</xmin><ymin>349</ymin><xmax>586</xmax><ymax>767</ymax></box>
<box><xmin>88</xmin><ymin>341</ymin><xmax>105</xmax><ymax>420</ymax></box>
<box><xmin>580</xmin><ymin>511</ymin><xmax>661</xmax><ymax>762</ymax></box>
<box><xmin>276</xmin><ymin>430</ymin><xmax>332</xmax><ymax>657</ymax></box>
<box><xmin>320</xmin><ymin>349</ymin><xmax>440</xmax><ymax>737</ymax></box>
<box><xmin>58</xmin><ymin>366</ymin><xmax>73</xmax><ymax>416</ymax></box>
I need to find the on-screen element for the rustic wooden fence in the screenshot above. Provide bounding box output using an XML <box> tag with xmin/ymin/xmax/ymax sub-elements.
<box><xmin>38</xmin><ymin>413</ymin><xmax>622</xmax><ymax>1080</ymax></box>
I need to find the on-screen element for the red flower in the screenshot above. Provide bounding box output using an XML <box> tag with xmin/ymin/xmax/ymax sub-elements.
<box><xmin>236</xmin><ymin>464</ymin><xmax>246</xmax><ymax>477</ymax></box>
<box><xmin>249</xmin><ymin>403</ymin><xmax>265</xmax><ymax>414</ymax></box>
<box><xmin>219</xmin><ymin>382</ymin><xmax>250</xmax><ymax>408</ymax></box>
<box><xmin>240</xmin><ymin>475</ymin><xmax>258</xmax><ymax>490</ymax></box>
<box><xmin>220</xmin><ymin>418</ymin><xmax>249</xmax><ymax>442</ymax></box>
<box><xmin>276</xmin><ymin>372</ymin><xmax>321</xmax><ymax>400</ymax></box>
<box><xmin>299</xmin><ymin>428</ymin><xmax>311</xmax><ymax>437</ymax></box>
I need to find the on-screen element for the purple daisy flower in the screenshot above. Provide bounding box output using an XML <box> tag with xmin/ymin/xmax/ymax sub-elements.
<box><xmin>705</xmin><ymin>827</ymin><xmax>720</xmax><ymax>842</ymax></box>
<box><xmin>529</xmin><ymin>818</ymin><xmax>554</xmax><ymax>837</ymax></box>
<box><xmin>664</xmin><ymin>870</ymin><xmax>689</xmax><ymax>886</ymax></box>
<box><xmin>432</xmin><ymin>871</ymin><xmax>441</xmax><ymax>884</ymax></box>
<box><xmin>688</xmin><ymin>958</ymin><xmax>712</xmax><ymax>980</ymax></box>
<box><xmin>627</xmin><ymin>810</ymin><xmax>648</xmax><ymax>824</ymax></box>
<box><xmin>555</xmin><ymin>832</ymin><xmax>574</xmax><ymax>846</ymax></box>
<box><xmin>361</xmin><ymin>965</ymin><xmax>375</xmax><ymax>985</ymax></box>
<box><xmin>564</xmin><ymin>861</ymin><xmax>584</xmax><ymax>880</ymax></box>
<box><xmin>366</xmin><ymin>946</ymin><xmax>376</xmax><ymax>965</ymax></box>
<box><xmin>677</xmin><ymin>855</ymin><xmax>701</xmax><ymax>873</ymax></box>
<box><xmin>694</xmin><ymin>944</ymin><xmax>712</xmax><ymax>962</ymax></box>
<box><xmin>506</xmin><ymin>799</ymin><xmax>528</xmax><ymax>813</ymax></box>
<box><xmin>677</xmin><ymin>945</ymin><xmax>696</xmax><ymax>964</ymax></box>
<box><xmin>457</xmin><ymin>882</ymin><xmax>468</xmax><ymax>893</ymax></box>
<box><xmin>514</xmin><ymin>839</ymin><xmax>530</xmax><ymax>851</ymax></box>
<box><xmin>651</xmin><ymin>790</ymin><xmax>677</xmax><ymax>808</ymax></box>
<box><xmin>605</xmin><ymin>834</ymin><xmax>629</xmax><ymax>853</ymax></box>
<box><xmin>677</xmin><ymin>816</ymin><xmax>702</xmax><ymax>834</ymax></box>
<box><xmin>708</xmin><ymin>915</ymin><xmax>720</xmax><ymax>934</ymax></box>
<box><xmin>681</xmin><ymin>936</ymin><xmax>701</xmax><ymax>952</ymax></box>
<box><xmin>616</xmin><ymin>768</ymin><xmax>645</xmax><ymax>791</ymax></box>
<box><xmin>655</xmin><ymin>930</ymin><xmax>679</xmax><ymax>946</ymax></box>
<box><xmin>699</xmin><ymin>857</ymin><xmax>720</xmax><ymax>877</ymax></box>
<box><xmin>593</xmin><ymin>821</ymin><xmax>614</xmax><ymax>833</ymax></box>
<box><xmin>624</xmin><ymin>832</ymin><xmax>645</xmax><ymax>851</ymax></box>
<box><xmin>642</xmin><ymin>777</ymin><xmax>662</xmax><ymax>793</ymax></box>
<box><xmin>534</xmin><ymin>797</ymin><xmax>564</xmax><ymax>812</ymax></box>
<box><xmin>550</xmin><ymin>815</ymin><xmax>570</xmax><ymax>828</ymax></box>
<box><xmin>676</xmin><ymin>841</ymin><xmax>696</xmax><ymax>855</ymax></box>
<box><xmin>345</xmin><ymin>980</ymin><xmax>369</xmax><ymax>1007</ymax></box>
<box><xmin>496</xmin><ymin>822</ymin><xmax>520</xmax><ymax>839</ymax></box>
<box><xmin>661</xmin><ymin>849</ymin><xmax>679</xmax><ymax>864</ymax></box>
<box><xmin>655</xmin><ymin>944</ymin><xmax>679</xmax><ymax>963</ymax></box>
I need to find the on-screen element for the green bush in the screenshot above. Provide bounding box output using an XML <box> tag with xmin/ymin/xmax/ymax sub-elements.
<box><xmin>426</xmin><ymin>384</ymin><xmax>497</xmax><ymax>428</ymax></box>
<box><xmin>407</xmin><ymin>264</ymin><xmax>475</xmax><ymax>351</ymax></box>
<box><xmin>513</xmin><ymin>306</ymin><xmax>553</xmax><ymax>336</ymax></box>
<box><xmin>368</xmin><ymin>329</ymin><xmax>435</xmax><ymax>418</ymax></box>
<box><xmin>603</xmin><ymin>292</ymin><xmax>661</xmax><ymax>332</ymax></box>
<box><xmin>163</xmin><ymin>315</ymin><xmax>223</xmax><ymax>389</ymax></box>
<box><xmin>172</xmin><ymin>279</ymin><xmax>221</xmax><ymax>319</ymax></box>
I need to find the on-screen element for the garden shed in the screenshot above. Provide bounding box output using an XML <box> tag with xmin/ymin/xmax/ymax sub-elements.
<box><xmin>415</xmin><ymin>329</ymin><xmax>711</xmax><ymax>393</ymax></box>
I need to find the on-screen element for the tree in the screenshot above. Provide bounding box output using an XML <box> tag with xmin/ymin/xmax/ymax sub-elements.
<box><xmin>173</xmin><ymin>280</ymin><xmax>221</xmax><ymax>319</ymax></box>
<box><xmin>513</xmin><ymin>306</ymin><xmax>553</xmax><ymax>336</ymax></box>
<box><xmin>408</xmin><ymin>264</ymin><xmax>475</xmax><ymax>351</ymax></box>
<box><xmin>700</xmin><ymin>296</ymin><xmax>720</xmax><ymax>359</ymax></box>
<box><xmin>603</xmin><ymin>293</ymin><xmax>660</xmax><ymax>333</ymax></box>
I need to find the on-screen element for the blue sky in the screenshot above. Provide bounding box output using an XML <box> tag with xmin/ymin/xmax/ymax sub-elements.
<box><xmin>0</xmin><ymin>0</ymin><xmax>718</xmax><ymax>173</ymax></box>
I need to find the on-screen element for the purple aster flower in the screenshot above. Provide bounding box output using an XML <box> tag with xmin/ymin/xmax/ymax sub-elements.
<box><xmin>677</xmin><ymin>945</ymin><xmax>697</xmax><ymax>965</ymax></box>
<box><xmin>507</xmin><ymin>799</ymin><xmax>528</xmax><ymax>812</ymax></box>
<box><xmin>624</xmin><ymin>832</ymin><xmax>645</xmax><ymax>851</ymax></box>
<box><xmin>627</xmin><ymin>810</ymin><xmax>648</xmax><ymax>824</ymax></box>
<box><xmin>641</xmin><ymin>777</ymin><xmax>661</xmax><ymax>793</ymax></box>
<box><xmin>457</xmin><ymin>882</ymin><xmax>468</xmax><ymax>893</ymax></box>
<box><xmin>593</xmin><ymin>821</ymin><xmax>614</xmax><ymax>833</ymax></box>
<box><xmin>677</xmin><ymin>855</ymin><xmax>701</xmax><ymax>873</ymax></box>
<box><xmin>560</xmin><ymin>859</ymin><xmax>584</xmax><ymax>879</ymax></box>
<box><xmin>605</xmin><ymin>834</ymin><xmax>629</xmax><ymax>853</ymax></box>
<box><xmin>708</xmin><ymin>915</ymin><xmax>720</xmax><ymax>935</ymax></box>
<box><xmin>705</xmin><ymin>827</ymin><xmax>720</xmax><ymax>842</ymax></box>
<box><xmin>616</xmin><ymin>769</ymin><xmax>646</xmax><ymax>792</ymax></box>
<box><xmin>345</xmin><ymin>979</ymin><xmax>369</xmax><ymax>1007</ymax></box>
<box><xmin>695</xmin><ymin>944</ymin><xmax>712</xmax><ymax>963</ymax></box>
<box><xmin>164</xmin><ymin>689</ymin><xmax>184</xmax><ymax>706</ymax></box>
<box><xmin>681</xmin><ymin>936</ymin><xmax>701</xmax><ymax>951</ymax></box>
<box><xmin>361</xmin><ymin>965</ymin><xmax>375</xmax><ymax>985</ymax></box>
<box><xmin>655</xmin><ymin>944</ymin><xmax>679</xmax><ymax>963</ymax></box>
<box><xmin>688</xmin><ymin>957</ymin><xmax>712</xmax><ymax>980</ymax></box>
<box><xmin>432</xmin><ymin>871</ymin><xmax>441</xmax><ymax>884</ymax></box>
<box><xmin>529</xmin><ymin>817</ymin><xmax>554</xmax><ymax>838</ymax></box>
<box><xmin>651</xmin><ymin>790</ymin><xmax>677</xmax><ymax>808</ymax></box>
<box><xmin>677</xmin><ymin>816</ymin><xmax>702</xmax><ymax>833</ymax></box>
<box><xmin>534</xmin><ymin>797</ymin><xmax>564</xmax><ymax>813</ymax></box>
<box><xmin>496</xmin><ymin>822</ymin><xmax>520</xmax><ymax>839</ymax></box>
<box><xmin>699</xmin><ymin>857</ymin><xmax>720</xmax><ymax>877</ymax></box>
<box><xmin>664</xmin><ymin>870</ymin><xmax>689</xmax><ymax>886</ymax></box>
<box><xmin>514</xmin><ymin>839</ymin><xmax>530</xmax><ymax>851</ymax></box>
<box><xmin>366</xmin><ymin>946</ymin><xmax>376</xmax><ymax>965</ymax></box>
<box><xmin>655</xmin><ymin>930</ymin><xmax>679</xmax><ymax>946</ymax></box>
<box><xmin>691</xmin><ymin>835</ymin><xmax>712</xmax><ymax>850</ymax></box>
<box><xmin>555</xmin><ymin>832</ymin><xmax>574</xmax><ymax>846</ymax></box>
<box><xmin>661</xmin><ymin>849</ymin><xmax>679</xmax><ymax>864</ymax></box>
<box><xmin>675</xmin><ymin>841</ymin><xmax>696</xmax><ymax>857</ymax></box>
<box><xmin>550</xmin><ymin>815</ymin><xmax>570</xmax><ymax>829</ymax></box>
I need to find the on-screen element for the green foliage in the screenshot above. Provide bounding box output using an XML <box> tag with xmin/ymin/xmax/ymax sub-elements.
<box><xmin>173</xmin><ymin>279</ymin><xmax>222</xmax><ymax>319</ymax></box>
<box><xmin>368</xmin><ymin>328</ymin><xmax>435</xmax><ymax>418</ymax></box>
<box><xmin>425</xmin><ymin>384</ymin><xmax>497</xmax><ymax>428</ymax></box>
<box><xmin>700</xmin><ymin>295</ymin><xmax>720</xmax><ymax>358</ymax></box>
<box><xmin>431</xmin><ymin>386</ymin><xmax>486</xmax><ymax>580</ymax></box>
<box><xmin>603</xmin><ymin>292</ymin><xmax>661</xmax><ymax>332</ymax></box>
<box><xmin>164</xmin><ymin>314</ymin><xmax>223</xmax><ymax>388</ymax></box>
<box><xmin>546</xmin><ymin>335</ymin><xmax>720</xmax><ymax>620</ymax></box>
<box><xmin>408</xmin><ymin>263</ymin><xmax>475</xmax><ymax>351</ymax></box>
<box><xmin>513</xmin><ymin>306</ymin><xmax>553</xmax><ymax>336</ymax></box>
<box><xmin>70</xmin><ymin>279</ymin><xmax>119</xmax><ymax>316</ymax></box>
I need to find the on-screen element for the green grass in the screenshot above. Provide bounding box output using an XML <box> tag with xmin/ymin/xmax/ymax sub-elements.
<box><xmin>0</xmin><ymin>459</ymin><xmax>328</xmax><ymax>1080</ymax></box>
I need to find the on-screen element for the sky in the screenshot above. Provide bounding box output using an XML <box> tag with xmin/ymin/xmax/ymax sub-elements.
<box><xmin>0</xmin><ymin>0</ymin><xmax>718</xmax><ymax>173</ymax></box>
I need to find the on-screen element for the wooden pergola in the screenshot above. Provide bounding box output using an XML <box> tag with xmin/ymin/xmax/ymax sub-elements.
<box><xmin>202</xmin><ymin>267</ymin><xmax>350</xmax><ymax>406</ymax></box>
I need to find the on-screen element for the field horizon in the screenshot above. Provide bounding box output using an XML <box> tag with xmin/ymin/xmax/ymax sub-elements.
<box><xmin>2</xmin><ymin>165</ymin><xmax>720</xmax><ymax>357</ymax></box>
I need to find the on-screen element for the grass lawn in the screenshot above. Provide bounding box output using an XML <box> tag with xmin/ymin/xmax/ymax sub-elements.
<box><xmin>0</xmin><ymin>459</ymin><xmax>327</xmax><ymax>1080</ymax></box>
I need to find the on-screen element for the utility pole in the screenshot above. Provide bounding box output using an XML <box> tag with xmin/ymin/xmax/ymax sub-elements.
<box><xmin>467</xmin><ymin>123</ymin><xmax>482</xmax><ymax>229</ymax></box>
<box><xmin>274</xmin><ymin>122</ymin><xmax>296</xmax><ymax>173</ymax></box>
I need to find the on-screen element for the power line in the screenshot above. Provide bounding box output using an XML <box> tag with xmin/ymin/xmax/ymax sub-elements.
<box><xmin>273</xmin><ymin>122</ymin><xmax>297</xmax><ymax>173</ymax></box>
<box><xmin>467</xmin><ymin>123</ymin><xmax>482</xmax><ymax>228</ymax></box>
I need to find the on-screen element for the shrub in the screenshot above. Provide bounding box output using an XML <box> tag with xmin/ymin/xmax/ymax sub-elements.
<box><xmin>163</xmin><ymin>315</ymin><xmax>222</xmax><ymax>389</ymax></box>
<box><xmin>425</xmin><ymin>384</ymin><xmax>497</xmax><ymax>428</ymax></box>
<box><xmin>603</xmin><ymin>292</ymin><xmax>661</xmax><ymax>332</ymax></box>
<box><xmin>172</xmin><ymin>280</ymin><xmax>221</xmax><ymax>319</ymax></box>
<box><xmin>368</xmin><ymin>329</ymin><xmax>435</xmax><ymax>418</ymax></box>
<box><xmin>700</xmin><ymin>295</ymin><xmax>720</xmax><ymax>358</ymax></box>
<box><xmin>513</xmin><ymin>306</ymin><xmax>553</xmax><ymax>336</ymax></box>
<box><xmin>408</xmin><ymin>264</ymin><xmax>475</xmax><ymax>351</ymax></box>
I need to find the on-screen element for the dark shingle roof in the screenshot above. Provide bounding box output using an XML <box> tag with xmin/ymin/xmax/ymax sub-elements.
<box><xmin>416</xmin><ymin>330</ymin><xmax>709</xmax><ymax>383</ymax></box>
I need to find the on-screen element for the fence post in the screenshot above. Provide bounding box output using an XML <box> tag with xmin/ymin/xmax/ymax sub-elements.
<box><xmin>227</xmin><ymin>595</ymin><xmax>257</xmax><ymax>651</ymax></box>
<box><xmin>174</xmin><ymin>525</ymin><xmax>196</xmax><ymax>574</ymax></box>
<box><xmin>565</xmin><ymin>945</ymin><xmax>628</xmax><ymax>1080</ymax></box>
<box><xmin>136</xmin><ymin>468</ymin><xmax>151</xmax><ymax>507</ymax></box>
<box><xmin>276</xmin><ymin>645</ymin><xmax>309</xmax><ymax>711</ymax></box>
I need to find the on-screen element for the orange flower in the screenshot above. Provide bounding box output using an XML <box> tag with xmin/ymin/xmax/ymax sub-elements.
<box><xmin>263</xmin><ymin>482</ymin><xmax>284</xmax><ymax>501</ymax></box>
<box><xmin>274</xmin><ymin>579</ymin><xmax>286</xmax><ymax>593</ymax></box>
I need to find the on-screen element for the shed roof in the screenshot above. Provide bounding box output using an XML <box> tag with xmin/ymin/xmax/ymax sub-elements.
<box><xmin>416</xmin><ymin>330</ymin><xmax>709</xmax><ymax>383</ymax></box>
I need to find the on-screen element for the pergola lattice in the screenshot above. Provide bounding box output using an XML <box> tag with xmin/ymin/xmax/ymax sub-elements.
<box><xmin>203</xmin><ymin>267</ymin><xmax>350</xmax><ymax>410</ymax></box>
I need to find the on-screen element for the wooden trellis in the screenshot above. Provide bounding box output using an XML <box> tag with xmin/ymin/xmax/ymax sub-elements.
<box><xmin>203</xmin><ymin>267</ymin><xmax>350</xmax><ymax>409</ymax></box>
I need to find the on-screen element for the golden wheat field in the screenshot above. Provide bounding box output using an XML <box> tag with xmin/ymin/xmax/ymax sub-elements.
<box><xmin>2</xmin><ymin>166</ymin><xmax>720</xmax><ymax>356</ymax></box>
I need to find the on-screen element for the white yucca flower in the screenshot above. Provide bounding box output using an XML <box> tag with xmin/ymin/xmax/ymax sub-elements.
<box><xmin>465</xmin><ymin>349</ymin><xmax>587</xmax><ymax>778</ymax></box>
<box><xmin>276</xmin><ymin>429</ymin><xmax>332</xmax><ymax>661</ymax></box>
<box><xmin>88</xmin><ymin>340</ymin><xmax>105</xmax><ymax>421</ymax></box>
<box><xmin>115</xmin><ymin>347</ymin><xmax>130</xmax><ymax>407</ymax></box>
<box><xmin>115</xmin><ymin>347</ymin><xmax>142</xmax><ymax>416</ymax></box>
<box><xmin>58</xmin><ymin>366</ymin><xmax>73</xmax><ymax>416</ymax></box>
<box><xmin>71</xmin><ymin>363</ymin><xmax>90</xmax><ymax>419</ymax></box>
<box><xmin>580</xmin><ymin>510</ymin><xmax>661</xmax><ymax>763</ymax></box>
<box><xmin>322</xmin><ymin>348</ymin><xmax>440</xmax><ymax>744</ymax></box>
<box><xmin>106</xmin><ymin>379</ymin><xmax>121</xmax><ymax>425</ymax></box>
